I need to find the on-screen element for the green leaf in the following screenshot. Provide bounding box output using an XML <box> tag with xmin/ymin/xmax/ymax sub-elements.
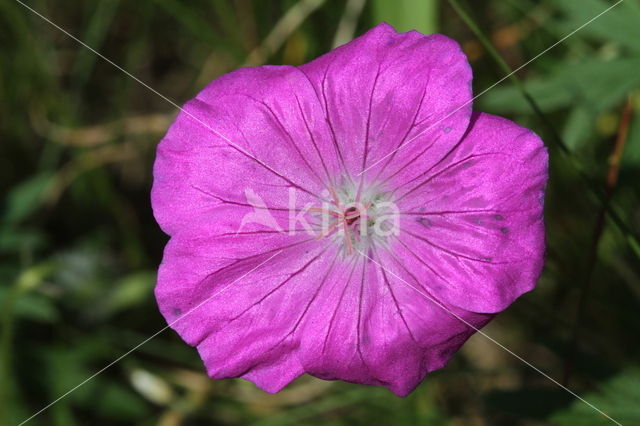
<box><xmin>550</xmin><ymin>369</ymin><xmax>640</xmax><ymax>425</ymax></box>
<box><xmin>0</xmin><ymin>228</ymin><xmax>46</xmax><ymax>254</ymax></box>
<box><xmin>97</xmin><ymin>271</ymin><xmax>156</xmax><ymax>318</ymax></box>
<box><xmin>93</xmin><ymin>381</ymin><xmax>149</xmax><ymax>420</ymax></box>
<box><xmin>554</xmin><ymin>0</ymin><xmax>640</xmax><ymax>54</ymax></box>
<box><xmin>0</xmin><ymin>288</ymin><xmax>58</xmax><ymax>323</ymax></box>
<box><xmin>562</xmin><ymin>106</ymin><xmax>595</xmax><ymax>151</ymax></box>
<box><xmin>481</xmin><ymin>58</ymin><xmax>640</xmax><ymax>116</ymax></box>
<box><xmin>2</xmin><ymin>173</ymin><xmax>53</xmax><ymax>225</ymax></box>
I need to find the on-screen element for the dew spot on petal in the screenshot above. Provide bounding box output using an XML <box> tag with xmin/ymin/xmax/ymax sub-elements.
<box><xmin>500</xmin><ymin>227</ymin><xmax>509</xmax><ymax>234</ymax></box>
<box><xmin>493</xmin><ymin>214</ymin><xmax>504</xmax><ymax>221</ymax></box>
<box><xmin>173</xmin><ymin>308</ymin><xmax>182</xmax><ymax>316</ymax></box>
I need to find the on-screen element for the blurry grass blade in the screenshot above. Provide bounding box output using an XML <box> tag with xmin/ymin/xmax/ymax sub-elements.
<box><xmin>72</xmin><ymin>0</ymin><xmax>121</xmax><ymax>89</ymax></box>
<box><xmin>563</xmin><ymin>97</ymin><xmax>634</xmax><ymax>387</ymax></box>
<box><xmin>372</xmin><ymin>0</ymin><xmax>439</xmax><ymax>34</ymax></box>
<box><xmin>244</xmin><ymin>0</ymin><xmax>326</xmax><ymax>66</ymax></box>
<box><xmin>621</xmin><ymin>100</ymin><xmax>640</xmax><ymax>168</ymax></box>
<box><xmin>449</xmin><ymin>0</ymin><xmax>640</xmax><ymax>262</ymax></box>
<box><xmin>1</xmin><ymin>263</ymin><xmax>56</xmax><ymax>425</ymax></box>
<box><xmin>332</xmin><ymin>0</ymin><xmax>366</xmax><ymax>48</ymax></box>
<box><xmin>155</xmin><ymin>0</ymin><xmax>227</xmax><ymax>46</ymax></box>
<box><xmin>628</xmin><ymin>234</ymin><xmax>640</xmax><ymax>259</ymax></box>
<box><xmin>449</xmin><ymin>0</ymin><xmax>627</xmax><ymax>152</ymax></box>
<box><xmin>447</xmin><ymin>0</ymin><xmax>571</xmax><ymax>158</ymax></box>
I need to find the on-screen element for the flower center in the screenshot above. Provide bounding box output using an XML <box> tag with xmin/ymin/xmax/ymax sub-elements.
<box><xmin>310</xmin><ymin>180</ymin><xmax>399</xmax><ymax>255</ymax></box>
<box><xmin>343</xmin><ymin>206</ymin><xmax>360</xmax><ymax>225</ymax></box>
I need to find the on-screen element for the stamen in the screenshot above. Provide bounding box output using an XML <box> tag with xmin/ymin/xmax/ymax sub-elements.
<box><xmin>316</xmin><ymin>219</ymin><xmax>342</xmax><ymax>239</ymax></box>
<box><xmin>308</xmin><ymin>207</ymin><xmax>342</xmax><ymax>217</ymax></box>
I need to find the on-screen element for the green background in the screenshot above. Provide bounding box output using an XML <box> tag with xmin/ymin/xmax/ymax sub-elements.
<box><xmin>1</xmin><ymin>0</ymin><xmax>639</xmax><ymax>425</ymax></box>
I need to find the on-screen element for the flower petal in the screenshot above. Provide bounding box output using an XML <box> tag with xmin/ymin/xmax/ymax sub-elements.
<box><xmin>298</xmin><ymin>251</ymin><xmax>492</xmax><ymax>396</ymax></box>
<box><xmin>394</xmin><ymin>112</ymin><xmax>548</xmax><ymax>313</ymax></box>
<box><xmin>156</xmin><ymin>221</ymin><xmax>336</xmax><ymax>392</ymax></box>
<box><xmin>152</xmin><ymin>66</ymin><xmax>340</xmax><ymax>235</ymax></box>
<box><xmin>152</xmin><ymin>21</ymin><xmax>548</xmax><ymax>396</ymax></box>
<box><xmin>298</xmin><ymin>22</ymin><xmax>473</xmax><ymax>186</ymax></box>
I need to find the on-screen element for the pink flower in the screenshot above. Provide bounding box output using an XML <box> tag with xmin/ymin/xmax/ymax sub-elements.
<box><xmin>152</xmin><ymin>23</ymin><xmax>547</xmax><ymax>396</ymax></box>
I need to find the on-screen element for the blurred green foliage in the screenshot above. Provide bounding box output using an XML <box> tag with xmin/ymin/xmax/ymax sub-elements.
<box><xmin>552</xmin><ymin>369</ymin><xmax>640</xmax><ymax>425</ymax></box>
<box><xmin>1</xmin><ymin>0</ymin><xmax>639</xmax><ymax>425</ymax></box>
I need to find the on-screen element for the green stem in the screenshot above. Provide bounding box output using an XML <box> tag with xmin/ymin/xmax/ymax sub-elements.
<box><xmin>563</xmin><ymin>97</ymin><xmax>633</xmax><ymax>386</ymax></box>
<box><xmin>448</xmin><ymin>0</ymin><xmax>568</xmax><ymax>152</ymax></box>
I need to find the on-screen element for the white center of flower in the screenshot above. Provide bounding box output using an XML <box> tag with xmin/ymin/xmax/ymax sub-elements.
<box><xmin>311</xmin><ymin>180</ymin><xmax>399</xmax><ymax>255</ymax></box>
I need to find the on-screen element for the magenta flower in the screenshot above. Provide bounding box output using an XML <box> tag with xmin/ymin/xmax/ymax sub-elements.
<box><xmin>152</xmin><ymin>23</ymin><xmax>547</xmax><ymax>396</ymax></box>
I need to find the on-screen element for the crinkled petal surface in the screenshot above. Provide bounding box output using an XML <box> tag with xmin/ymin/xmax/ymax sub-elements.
<box><xmin>152</xmin><ymin>22</ymin><xmax>547</xmax><ymax>397</ymax></box>
<box><xmin>152</xmin><ymin>23</ymin><xmax>474</xmax><ymax>236</ymax></box>
<box><xmin>394</xmin><ymin>112</ymin><xmax>547</xmax><ymax>313</ymax></box>
<box><xmin>297</xmin><ymin>23</ymin><xmax>473</xmax><ymax>186</ymax></box>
